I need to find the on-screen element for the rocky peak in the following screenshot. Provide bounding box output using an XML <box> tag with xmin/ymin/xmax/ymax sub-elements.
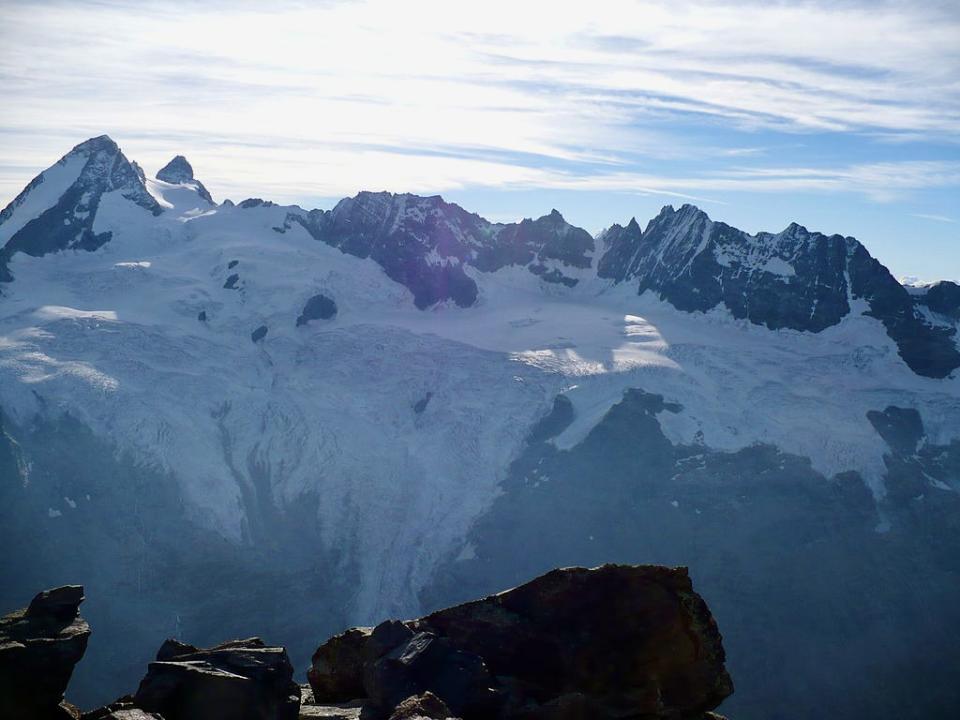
<box><xmin>0</xmin><ymin>134</ymin><xmax>161</xmax><ymax>282</ymax></box>
<box><xmin>156</xmin><ymin>154</ymin><xmax>214</xmax><ymax>204</ymax></box>
<box><xmin>156</xmin><ymin>155</ymin><xmax>195</xmax><ymax>183</ymax></box>
<box><xmin>284</xmin><ymin>191</ymin><xmax>593</xmax><ymax>308</ymax></box>
<box><xmin>67</xmin><ymin>134</ymin><xmax>119</xmax><ymax>157</ymax></box>
<box><xmin>597</xmin><ymin>216</ymin><xmax>644</xmax><ymax>281</ymax></box>
<box><xmin>592</xmin><ymin>203</ymin><xmax>959</xmax><ymax>378</ymax></box>
<box><xmin>915</xmin><ymin>280</ymin><xmax>960</xmax><ymax>320</ymax></box>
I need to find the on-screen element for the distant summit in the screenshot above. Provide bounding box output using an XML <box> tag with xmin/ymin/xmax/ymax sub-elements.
<box><xmin>156</xmin><ymin>155</ymin><xmax>214</xmax><ymax>204</ymax></box>
<box><xmin>0</xmin><ymin>134</ymin><xmax>160</xmax><ymax>282</ymax></box>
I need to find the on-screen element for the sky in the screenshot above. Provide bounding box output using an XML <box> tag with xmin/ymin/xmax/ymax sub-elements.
<box><xmin>0</xmin><ymin>0</ymin><xmax>958</xmax><ymax>280</ymax></box>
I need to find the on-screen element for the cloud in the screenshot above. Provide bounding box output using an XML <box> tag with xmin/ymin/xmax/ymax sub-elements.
<box><xmin>0</xmin><ymin>0</ymin><xmax>958</xmax><ymax>206</ymax></box>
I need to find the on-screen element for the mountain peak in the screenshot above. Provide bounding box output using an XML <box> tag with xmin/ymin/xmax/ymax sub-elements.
<box><xmin>157</xmin><ymin>155</ymin><xmax>195</xmax><ymax>183</ymax></box>
<box><xmin>156</xmin><ymin>155</ymin><xmax>213</xmax><ymax>204</ymax></box>
<box><xmin>68</xmin><ymin>135</ymin><xmax>118</xmax><ymax>157</ymax></box>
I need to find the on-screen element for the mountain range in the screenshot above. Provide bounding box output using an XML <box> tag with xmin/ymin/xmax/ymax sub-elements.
<box><xmin>1</xmin><ymin>135</ymin><xmax>958</xmax><ymax>720</ymax></box>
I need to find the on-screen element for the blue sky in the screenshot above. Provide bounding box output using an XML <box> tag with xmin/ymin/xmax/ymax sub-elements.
<box><xmin>1</xmin><ymin>0</ymin><xmax>958</xmax><ymax>280</ymax></box>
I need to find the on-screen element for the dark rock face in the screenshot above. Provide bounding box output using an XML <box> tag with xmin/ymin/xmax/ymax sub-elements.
<box><xmin>596</xmin><ymin>217</ymin><xmax>642</xmax><ymax>282</ymax></box>
<box><xmin>297</xmin><ymin>294</ymin><xmax>338</xmax><ymax>326</ymax></box>
<box><xmin>239</xmin><ymin>198</ymin><xmax>277</xmax><ymax>209</ymax></box>
<box><xmin>0</xmin><ymin>585</ymin><xmax>91</xmax><ymax>720</ymax></box>
<box><xmin>224</xmin><ymin>273</ymin><xmax>240</xmax><ymax>289</ymax></box>
<box><xmin>309</xmin><ymin>564</ymin><xmax>731</xmax><ymax>720</ymax></box>
<box><xmin>0</xmin><ymin>135</ymin><xmax>161</xmax><ymax>282</ymax></box>
<box><xmin>251</xmin><ymin>325</ymin><xmax>268</xmax><ymax>343</ymax></box>
<box><xmin>917</xmin><ymin>280</ymin><xmax>960</xmax><ymax>320</ymax></box>
<box><xmin>413</xmin><ymin>392</ymin><xmax>433</xmax><ymax>414</ymax></box>
<box><xmin>283</xmin><ymin>192</ymin><xmax>593</xmax><ymax>309</ymax></box>
<box><xmin>365</xmin><ymin>628</ymin><xmax>499</xmax><ymax>718</ymax></box>
<box><xmin>307</xmin><ymin>627</ymin><xmax>372</xmax><ymax>703</ymax></box>
<box><xmin>156</xmin><ymin>155</ymin><xmax>214</xmax><ymax>204</ymax></box>
<box><xmin>846</xmin><ymin>244</ymin><xmax>960</xmax><ymax>378</ymax></box>
<box><xmin>597</xmin><ymin>204</ymin><xmax>959</xmax><ymax>378</ymax></box>
<box><xmin>132</xmin><ymin>637</ymin><xmax>300</xmax><ymax>720</ymax></box>
<box><xmin>866</xmin><ymin>406</ymin><xmax>924</xmax><ymax>456</ymax></box>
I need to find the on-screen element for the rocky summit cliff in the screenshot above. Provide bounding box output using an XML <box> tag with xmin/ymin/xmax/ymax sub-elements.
<box><xmin>2</xmin><ymin>565</ymin><xmax>733</xmax><ymax>720</ymax></box>
<box><xmin>1</xmin><ymin>136</ymin><xmax>959</xmax><ymax>720</ymax></box>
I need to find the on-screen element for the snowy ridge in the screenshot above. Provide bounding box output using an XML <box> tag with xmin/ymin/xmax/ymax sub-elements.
<box><xmin>1</xmin><ymin>136</ymin><xmax>959</xmax><ymax>620</ymax></box>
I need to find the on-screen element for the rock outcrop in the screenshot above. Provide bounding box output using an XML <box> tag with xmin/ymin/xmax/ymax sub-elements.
<box><xmin>132</xmin><ymin>637</ymin><xmax>301</xmax><ymax>720</ymax></box>
<box><xmin>296</xmin><ymin>293</ymin><xmax>338</xmax><ymax>326</ymax></box>
<box><xmin>307</xmin><ymin>564</ymin><xmax>732</xmax><ymax>720</ymax></box>
<box><xmin>0</xmin><ymin>585</ymin><xmax>91</xmax><ymax>720</ymax></box>
<box><xmin>156</xmin><ymin>155</ymin><xmax>214</xmax><ymax>205</ymax></box>
<box><xmin>6</xmin><ymin>567</ymin><xmax>731</xmax><ymax>720</ymax></box>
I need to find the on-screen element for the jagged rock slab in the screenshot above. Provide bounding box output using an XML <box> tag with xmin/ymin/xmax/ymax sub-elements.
<box><xmin>0</xmin><ymin>585</ymin><xmax>91</xmax><ymax>720</ymax></box>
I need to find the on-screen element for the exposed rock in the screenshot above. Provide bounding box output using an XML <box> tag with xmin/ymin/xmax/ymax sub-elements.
<box><xmin>413</xmin><ymin>392</ymin><xmax>433</xmax><ymax>414</ymax></box>
<box><xmin>239</xmin><ymin>198</ymin><xmax>277</xmax><ymax>209</ymax></box>
<box><xmin>297</xmin><ymin>293</ymin><xmax>338</xmax><ymax>326</ymax></box>
<box><xmin>223</xmin><ymin>273</ymin><xmax>240</xmax><ymax>289</ymax></box>
<box><xmin>307</xmin><ymin>627</ymin><xmax>372</xmax><ymax>703</ymax></box>
<box><xmin>284</xmin><ymin>192</ymin><xmax>593</xmax><ymax>309</ymax></box>
<box><xmin>918</xmin><ymin>280</ymin><xmax>960</xmax><ymax>319</ymax></box>
<box><xmin>251</xmin><ymin>325</ymin><xmax>269</xmax><ymax>343</ymax></box>
<box><xmin>81</xmin><ymin>696</ymin><xmax>162</xmax><ymax>719</ymax></box>
<box><xmin>198</xmin><ymin>310</ymin><xmax>207</xmax><ymax>322</ymax></box>
<box><xmin>132</xmin><ymin>636</ymin><xmax>300</xmax><ymax>720</ymax></box>
<box><xmin>867</xmin><ymin>406</ymin><xmax>925</xmax><ymax>456</ymax></box>
<box><xmin>364</xmin><ymin>630</ymin><xmax>499</xmax><ymax>718</ymax></box>
<box><xmin>156</xmin><ymin>155</ymin><xmax>214</xmax><ymax>204</ymax></box>
<box><xmin>309</xmin><ymin>564</ymin><xmax>731</xmax><ymax>720</ymax></box>
<box><xmin>388</xmin><ymin>692</ymin><xmax>456</xmax><ymax>720</ymax></box>
<box><xmin>0</xmin><ymin>585</ymin><xmax>91</xmax><ymax>720</ymax></box>
<box><xmin>601</xmin><ymin>204</ymin><xmax>960</xmax><ymax>378</ymax></box>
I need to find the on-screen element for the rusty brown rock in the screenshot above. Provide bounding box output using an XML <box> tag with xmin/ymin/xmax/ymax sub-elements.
<box><xmin>388</xmin><ymin>691</ymin><xmax>457</xmax><ymax>719</ymax></box>
<box><xmin>412</xmin><ymin>564</ymin><xmax>733</xmax><ymax>719</ymax></box>
<box><xmin>307</xmin><ymin>564</ymin><xmax>732</xmax><ymax>720</ymax></box>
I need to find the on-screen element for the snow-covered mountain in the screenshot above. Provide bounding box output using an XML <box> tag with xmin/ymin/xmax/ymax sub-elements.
<box><xmin>1</xmin><ymin>136</ymin><xmax>959</xmax><ymax>720</ymax></box>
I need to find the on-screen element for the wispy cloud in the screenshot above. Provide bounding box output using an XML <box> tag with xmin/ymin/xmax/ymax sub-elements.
<box><xmin>0</xmin><ymin>0</ymin><xmax>958</xmax><ymax>208</ymax></box>
<box><xmin>912</xmin><ymin>213</ymin><xmax>956</xmax><ymax>223</ymax></box>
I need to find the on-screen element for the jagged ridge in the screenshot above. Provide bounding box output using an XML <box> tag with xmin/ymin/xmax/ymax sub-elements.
<box><xmin>0</xmin><ymin>135</ymin><xmax>957</xmax><ymax>378</ymax></box>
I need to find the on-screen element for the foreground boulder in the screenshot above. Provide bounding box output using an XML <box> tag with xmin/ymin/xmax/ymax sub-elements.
<box><xmin>0</xmin><ymin>585</ymin><xmax>91</xmax><ymax>720</ymax></box>
<box><xmin>308</xmin><ymin>564</ymin><xmax>732</xmax><ymax>719</ymax></box>
<box><xmin>132</xmin><ymin>636</ymin><xmax>300</xmax><ymax>720</ymax></box>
